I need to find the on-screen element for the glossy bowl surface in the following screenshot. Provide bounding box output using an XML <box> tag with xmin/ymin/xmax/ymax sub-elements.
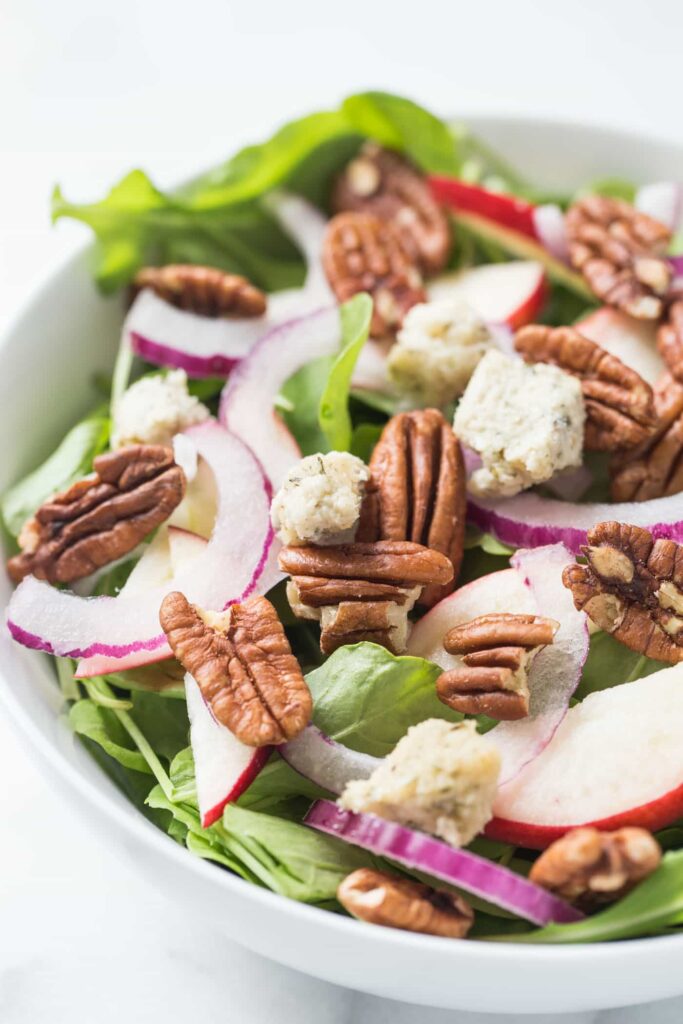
<box><xmin>2</xmin><ymin>116</ymin><xmax>682</xmax><ymax>1014</ymax></box>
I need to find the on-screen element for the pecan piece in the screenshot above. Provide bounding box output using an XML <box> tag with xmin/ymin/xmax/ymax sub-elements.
<box><xmin>611</xmin><ymin>373</ymin><xmax>683</xmax><ymax>501</ymax></box>
<box><xmin>331</xmin><ymin>144</ymin><xmax>452</xmax><ymax>274</ymax></box>
<box><xmin>563</xmin><ymin>521</ymin><xmax>683</xmax><ymax>662</ymax></box>
<box><xmin>361</xmin><ymin>409</ymin><xmax>466</xmax><ymax>607</ymax></box>
<box><xmin>337</xmin><ymin>868</ymin><xmax>473</xmax><ymax>938</ymax></box>
<box><xmin>8</xmin><ymin>445</ymin><xmax>185</xmax><ymax>585</ymax></box>
<box><xmin>566</xmin><ymin>196</ymin><xmax>672</xmax><ymax>319</ymax></box>
<box><xmin>657</xmin><ymin>286</ymin><xmax>683</xmax><ymax>383</ymax></box>
<box><xmin>529</xmin><ymin>827</ymin><xmax>661</xmax><ymax>912</ymax></box>
<box><xmin>159</xmin><ymin>592</ymin><xmax>312</xmax><ymax>747</ymax></box>
<box><xmin>437</xmin><ymin>613</ymin><xmax>558</xmax><ymax>720</ymax></box>
<box><xmin>515</xmin><ymin>324</ymin><xmax>656</xmax><ymax>451</ymax></box>
<box><xmin>322</xmin><ymin>212</ymin><xmax>426</xmax><ymax>338</ymax></box>
<box><xmin>132</xmin><ymin>264</ymin><xmax>266</xmax><ymax>317</ymax></box>
<box><xmin>279</xmin><ymin>540</ymin><xmax>453</xmax><ymax>654</ymax></box>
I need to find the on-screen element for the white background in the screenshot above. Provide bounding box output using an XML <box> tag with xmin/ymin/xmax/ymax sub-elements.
<box><xmin>2</xmin><ymin>1</ymin><xmax>683</xmax><ymax>1020</ymax></box>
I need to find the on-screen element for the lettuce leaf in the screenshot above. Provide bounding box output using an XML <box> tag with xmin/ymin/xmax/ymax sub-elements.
<box><xmin>1</xmin><ymin>410</ymin><xmax>109</xmax><ymax>537</ymax></box>
<box><xmin>307</xmin><ymin>642</ymin><xmax>456</xmax><ymax>757</ymax></box>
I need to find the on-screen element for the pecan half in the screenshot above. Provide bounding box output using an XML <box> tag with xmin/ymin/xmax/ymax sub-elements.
<box><xmin>529</xmin><ymin>827</ymin><xmax>661</xmax><ymax>912</ymax></box>
<box><xmin>437</xmin><ymin>613</ymin><xmax>558</xmax><ymax>720</ymax></box>
<box><xmin>132</xmin><ymin>265</ymin><xmax>266</xmax><ymax>317</ymax></box>
<box><xmin>566</xmin><ymin>196</ymin><xmax>672</xmax><ymax>320</ymax></box>
<box><xmin>361</xmin><ymin>409</ymin><xmax>466</xmax><ymax>608</ymax></box>
<box><xmin>563</xmin><ymin>521</ymin><xmax>683</xmax><ymax>662</ymax></box>
<box><xmin>159</xmin><ymin>592</ymin><xmax>311</xmax><ymax>747</ymax></box>
<box><xmin>515</xmin><ymin>324</ymin><xmax>656</xmax><ymax>451</ymax></box>
<box><xmin>611</xmin><ymin>373</ymin><xmax>683</xmax><ymax>501</ymax></box>
<box><xmin>279</xmin><ymin>540</ymin><xmax>453</xmax><ymax>654</ymax></box>
<box><xmin>331</xmin><ymin>144</ymin><xmax>452</xmax><ymax>274</ymax></box>
<box><xmin>337</xmin><ymin>868</ymin><xmax>473</xmax><ymax>938</ymax></box>
<box><xmin>322</xmin><ymin>212</ymin><xmax>426</xmax><ymax>338</ymax></box>
<box><xmin>657</xmin><ymin>286</ymin><xmax>683</xmax><ymax>384</ymax></box>
<box><xmin>8</xmin><ymin>445</ymin><xmax>185</xmax><ymax>585</ymax></box>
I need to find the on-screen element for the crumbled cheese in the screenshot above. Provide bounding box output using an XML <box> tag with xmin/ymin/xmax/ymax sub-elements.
<box><xmin>271</xmin><ymin>452</ymin><xmax>370</xmax><ymax>547</ymax></box>
<box><xmin>111</xmin><ymin>370</ymin><xmax>209</xmax><ymax>449</ymax></box>
<box><xmin>454</xmin><ymin>350</ymin><xmax>585</xmax><ymax>497</ymax></box>
<box><xmin>387</xmin><ymin>298</ymin><xmax>493</xmax><ymax>406</ymax></box>
<box><xmin>340</xmin><ymin>719</ymin><xmax>501</xmax><ymax>848</ymax></box>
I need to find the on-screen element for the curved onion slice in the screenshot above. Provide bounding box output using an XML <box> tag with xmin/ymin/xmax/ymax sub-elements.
<box><xmin>281</xmin><ymin>725</ymin><xmax>381</xmax><ymax>795</ymax></box>
<box><xmin>491</xmin><ymin>544</ymin><xmax>589</xmax><ymax>784</ymax></box>
<box><xmin>219</xmin><ymin>304</ymin><xmax>341</xmax><ymax>488</ymax></box>
<box><xmin>531</xmin><ymin>204</ymin><xmax>569</xmax><ymax>263</ymax></box>
<box><xmin>126</xmin><ymin>193</ymin><xmax>332</xmax><ymax>377</ymax></box>
<box><xmin>635</xmin><ymin>182</ymin><xmax>683</xmax><ymax>231</ymax></box>
<box><xmin>468</xmin><ymin>490</ymin><xmax>683</xmax><ymax>554</ymax></box>
<box><xmin>305</xmin><ymin>800</ymin><xmax>583</xmax><ymax>926</ymax></box>
<box><xmin>7</xmin><ymin>420</ymin><xmax>273</xmax><ymax>661</ymax></box>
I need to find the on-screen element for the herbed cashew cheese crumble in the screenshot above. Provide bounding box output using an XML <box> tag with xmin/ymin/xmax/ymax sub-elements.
<box><xmin>454</xmin><ymin>349</ymin><xmax>585</xmax><ymax>497</ymax></box>
<box><xmin>340</xmin><ymin>719</ymin><xmax>502</xmax><ymax>848</ymax></box>
<box><xmin>111</xmin><ymin>370</ymin><xmax>210</xmax><ymax>449</ymax></box>
<box><xmin>387</xmin><ymin>298</ymin><xmax>493</xmax><ymax>406</ymax></box>
<box><xmin>270</xmin><ymin>451</ymin><xmax>370</xmax><ymax>547</ymax></box>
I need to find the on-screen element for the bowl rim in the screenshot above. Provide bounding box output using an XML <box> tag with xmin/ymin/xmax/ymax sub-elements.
<box><xmin>3</xmin><ymin>111</ymin><xmax>683</xmax><ymax>968</ymax></box>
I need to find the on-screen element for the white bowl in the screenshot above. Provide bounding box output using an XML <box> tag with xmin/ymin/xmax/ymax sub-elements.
<box><xmin>2</xmin><ymin>115</ymin><xmax>683</xmax><ymax>1015</ymax></box>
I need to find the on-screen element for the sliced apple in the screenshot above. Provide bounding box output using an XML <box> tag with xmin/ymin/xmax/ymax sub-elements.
<box><xmin>75</xmin><ymin>528</ymin><xmax>208</xmax><ymax>679</ymax></box>
<box><xmin>407</xmin><ymin>568</ymin><xmax>533</xmax><ymax>669</ymax></box>
<box><xmin>487</xmin><ymin>663</ymin><xmax>683</xmax><ymax>849</ymax></box>
<box><xmin>577</xmin><ymin>306</ymin><xmax>665</xmax><ymax>387</ymax></box>
<box><xmin>168</xmin><ymin>456</ymin><xmax>218</xmax><ymax>539</ymax></box>
<box><xmin>185</xmin><ymin>673</ymin><xmax>269</xmax><ymax>827</ymax></box>
<box><xmin>428</xmin><ymin>261</ymin><xmax>547</xmax><ymax>329</ymax></box>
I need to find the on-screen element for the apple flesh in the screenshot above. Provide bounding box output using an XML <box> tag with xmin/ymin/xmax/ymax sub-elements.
<box><xmin>487</xmin><ymin>662</ymin><xmax>683</xmax><ymax>849</ymax></box>
<box><xmin>428</xmin><ymin>261</ymin><xmax>547</xmax><ymax>329</ymax></box>
<box><xmin>185</xmin><ymin>673</ymin><xmax>269</xmax><ymax>827</ymax></box>
<box><xmin>577</xmin><ymin>307</ymin><xmax>665</xmax><ymax>387</ymax></box>
<box><xmin>407</xmin><ymin>568</ymin><xmax>533</xmax><ymax>669</ymax></box>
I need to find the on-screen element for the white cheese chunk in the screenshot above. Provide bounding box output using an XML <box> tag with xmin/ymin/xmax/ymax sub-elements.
<box><xmin>271</xmin><ymin>451</ymin><xmax>370</xmax><ymax>547</ymax></box>
<box><xmin>111</xmin><ymin>370</ymin><xmax>209</xmax><ymax>449</ymax></box>
<box><xmin>340</xmin><ymin>719</ymin><xmax>501</xmax><ymax>848</ymax></box>
<box><xmin>454</xmin><ymin>350</ymin><xmax>585</xmax><ymax>497</ymax></box>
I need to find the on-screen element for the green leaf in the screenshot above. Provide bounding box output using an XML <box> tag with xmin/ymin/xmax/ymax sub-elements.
<box><xmin>342</xmin><ymin>92</ymin><xmax>458</xmax><ymax>175</ymax></box>
<box><xmin>318</xmin><ymin>293</ymin><xmax>373</xmax><ymax>451</ymax></box>
<box><xmin>69</xmin><ymin>699</ymin><xmax>151</xmax><ymax>774</ymax></box>
<box><xmin>575</xmin><ymin>630</ymin><xmax>662</xmax><ymax>701</ymax></box>
<box><xmin>1</xmin><ymin>411</ymin><xmax>109</xmax><ymax>537</ymax></box>
<box><xmin>306</xmin><ymin>642</ymin><xmax>455</xmax><ymax>757</ymax></box>
<box><xmin>238</xmin><ymin>756</ymin><xmax>329</xmax><ymax>812</ymax></box>
<box><xmin>493</xmin><ymin>851</ymin><xmax>683</xmax><ymax>943</ymax></box>
<box><xmin>350</xmin><ymin>423</ymin><xmax>383</xmax><ymax>463</ymax></box>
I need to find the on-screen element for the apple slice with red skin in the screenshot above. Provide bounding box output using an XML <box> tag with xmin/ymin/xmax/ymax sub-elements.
<box><xmin>487</xmin><ymin>663</ymin><xmax>683</xmax><ymax>849</ymax></box>
<box><xmin>185</xmin><ymin>673</ymin><xmax>269</xmax><ymax>827</ymax></box>
<box><xmin>576</xmin><ymin>306</ymin><xmax>665</xmax><ymax>387</ymax></box>
<box><xmin>427</xmin><ymin>261</ymin><xmax>547</xmax><ymax>330</ymax></box>
<box><xmin>429</xmin><ymin>176</ymin><xmax>592</xmax><ymax>300</ymax></box>
<box><xmin>75</xmin><ymin>527</ymin><xmax>208</xmax><ymax>679</ymax></box>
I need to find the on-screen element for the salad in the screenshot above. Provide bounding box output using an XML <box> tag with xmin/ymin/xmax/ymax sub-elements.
<box><xmin>5</xmin><ymin>91</ymin><xmax>683</xmax><ymax>945</ymax></box>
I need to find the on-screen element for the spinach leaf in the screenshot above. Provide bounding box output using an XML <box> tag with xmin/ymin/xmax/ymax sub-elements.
<box><xmin>69</xmin><ymin>699</ymin><xmax>151</xmax><ymax>774</ymax></box>
<box><xmin>306</xmin><ymin>642</ymin><xmax>455</xmax><ymax>757</ymax></box>
<box><xmin>575</xmin><ymin>630</ymin><xmax>662</xmax><ymax>701</ymax></box>
<box><xmin>1</xmin><ymin>411</ymin><xmax>109</xmax><ymax>537</ymax></box>
<box><xmin>493</xmin><ymin>851</ymin><xmax>683</xmax><ymax>943</ymax></box>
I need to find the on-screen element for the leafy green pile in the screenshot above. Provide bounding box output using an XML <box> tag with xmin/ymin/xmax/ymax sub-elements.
<box><xmin>7</xmin><ymin>89</ymin><xmax>683</xmax><ymax>945</ymax></box>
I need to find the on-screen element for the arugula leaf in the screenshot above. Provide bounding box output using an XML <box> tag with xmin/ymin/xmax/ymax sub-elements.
<box><xmin>282</xmin><ymin>295</ymin><xmax>372</xmax><ymax>455</ymax></box>
<box><xmin>1</xmin><ymin>411</ymin><xmax>109</xmax><ymax>537</ymax></box>
<box><xmin>69</xmin><ymin>699</ymin><xmax>151</xmax><ymax>774</ymax></box>
<box><xmin>318</xmin><ymin>293</ymin><xmax>373</xmax><ymax>451</ymax></box>
<box><xmin>494</xmin><ymin>851</ymin><xmax>683</xmax><ymax>943</ymax></box>
<box><xmin>307</xmin><ymin>642</ymin><xmax>455</xmax><ymax>757</ymax></box>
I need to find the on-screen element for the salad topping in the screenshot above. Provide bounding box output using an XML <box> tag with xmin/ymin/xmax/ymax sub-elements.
<box><xmin>131</xmin><ymin>264</ymin><xmax>267</xmax><ymax>318</ymax></box>
<box><xmin>657</xmin><ymin>285</ymin><xmax>683</xmax><ymax>382</ymax></box>
<box><xmin>610</xmin><ymin>372</ymin><xmax>683</xmax><ymax>501</ymax></box>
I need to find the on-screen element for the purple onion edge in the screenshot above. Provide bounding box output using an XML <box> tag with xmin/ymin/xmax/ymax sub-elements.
<box><xmin>130</xmin><ymin>332</ymin><xmax>238</xmax><ymax>378</ymax></box>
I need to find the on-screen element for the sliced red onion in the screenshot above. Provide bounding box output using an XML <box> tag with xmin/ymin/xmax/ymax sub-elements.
<box><xmin>281</xmin><ymin>725</ymin><xmax>381</xmax><ymax>794</ymax></box>
<box><xmin>531</xmin><ymin>204</ymin><xmax>569</xmax><ymax>263</ymax></box>
<box><xmin>305</xmin><ymin>800</ymin><xmax>583</xmax><ymax>926</ymax></box>
<box><xmin>126</xmin><ymin>193</ymin><xmax>332</xmax><ymax>377</ymax></box>
<box><xmin>669</xmin><ymin>254</ymin><xmax>683</xmax><ymax>279</ymax></box>
<box><xmin>635</xmin><ymin>182</ymin><xmax>683</xmax><ymax>232</ymax></box>
<box><xmin>468</xmin><ymin>490</ymin><xmax>683</xmax><ymax>554</ymax></box>
<box><xmin>7</xmin><ymin>420</ymin><xmax>274</xmax><ymax>662</ymax></box>
<box><xmin>491</xmin><ymin>544</ymin><xmax>589</xmax><ymax>784</ymax></box>
<box><xmin>219</xmin><ymin>304</ymin><xmax>341</xmax><ymax>488</ymax></box>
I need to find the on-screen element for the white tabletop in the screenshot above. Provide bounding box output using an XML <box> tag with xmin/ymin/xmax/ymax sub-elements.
<box><xmin>2</xmin><ymin>1</ymin><xmax>683</xmax><ymax>1019</ymax></box>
